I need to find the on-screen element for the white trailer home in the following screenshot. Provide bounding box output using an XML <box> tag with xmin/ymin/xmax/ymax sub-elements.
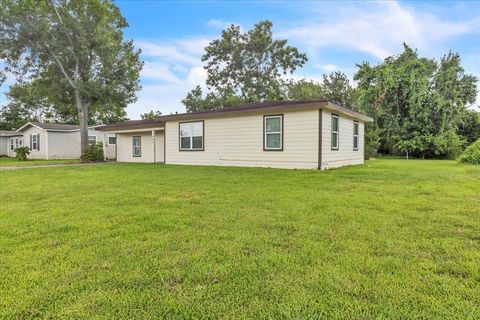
<box><xmin>14</xmin><ymin>122</ymin><xmax>116</xmax><ymax>160</ymax></box>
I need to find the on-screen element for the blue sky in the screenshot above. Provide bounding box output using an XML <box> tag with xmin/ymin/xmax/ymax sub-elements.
<box><xmin>1</xmin><ymin>0</ymin><xmax>480</xmax><ymax>118</ymax></box>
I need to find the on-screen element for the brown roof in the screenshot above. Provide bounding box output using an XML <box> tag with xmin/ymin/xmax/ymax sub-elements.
<box><xmin>0</xmin><ymin>130</ymin><xmax>22</xmax><ymax>137</ymax></box>
<box><xmin>99</xmin><ymin>100</ymin><xmax>373</xmax><ymax>132</ymax></box>
<box><xmin>98</xmin><ymin>119</ymin><xmax>165</xmax><ymax>132</ymax></box>
<box><xmin>31</xmin><ymin>122</ymin><xmax>81</xmax><ymax>130</ymax></box>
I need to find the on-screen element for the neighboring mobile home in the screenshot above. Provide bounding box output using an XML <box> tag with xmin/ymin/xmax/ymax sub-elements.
<box><xmin>14</xmin><ymin>122</ymin><xmax>117</xmax><ymax>160</ymax></box>
<box><xmin>101</xmin><ymin>100</ymin><xmax>373</xmax><ymax>170</ymax></box>
<box><xmin>0</xmin><ymin>130</ymin><xmax>24</xmax><ymax>157</ymax></box>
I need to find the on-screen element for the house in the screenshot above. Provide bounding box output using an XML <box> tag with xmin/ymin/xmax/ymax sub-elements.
<box><xmin>14</xmin><ymin>122</ymin><xmax>117</xmax><ymax>160</ymax></box>
<box><xmin>100</xmin><ymin>100</ymin><xmax>373</xmax><ymax>170</ymax></box>
<box><xmin>0</xmin><ymin>130</ymin><xmax>24</xmax><ymax>157</ymax></box>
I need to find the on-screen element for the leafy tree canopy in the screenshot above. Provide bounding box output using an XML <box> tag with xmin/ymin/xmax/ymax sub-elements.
<box><xmin>354</xmin><ymin>44</ymin><xmax>478</xmax><ymax>158</ymax></box>
<box><xmin>182</xmin><ymin>20</ymin><xmax>307</xmax><ymax>111</ymax></box>
<box><xmin>140</xmin><ymin>110</ymin><xmax>162</xmax><ymax>120</ymax></box>
<box><xmin>0</xmin><ymin>0</ymin><xmax>143</xmax><ymax>151</ymax></box>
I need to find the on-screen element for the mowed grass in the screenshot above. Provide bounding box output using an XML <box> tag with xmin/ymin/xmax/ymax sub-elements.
<box><xmin>0</xmin><ymin>157</ymin><xmax>80</xmax><ymax>167</ymax></box>
<box><xmin>0</xmin><ymin>160</ymin><xmax>479</xmax><ymax>319</ymax></box>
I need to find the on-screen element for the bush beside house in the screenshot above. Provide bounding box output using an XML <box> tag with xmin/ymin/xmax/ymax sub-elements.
<box><xmin>81</xmin><ymin>144</ymin><xmax>104</xmax><ymax>162</ymax></box>
<box><xmin>459</xmin><ymin>139</ymin><xmax>480</xmax><ymax>164</ymax></box>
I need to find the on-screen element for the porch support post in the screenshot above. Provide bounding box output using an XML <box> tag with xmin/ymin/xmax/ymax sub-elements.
<box><xmin>103</xmin><ymin>132</ymin><xmax>107</xmax><ymax>161</ymax></box>
<box><xmin>45</xmin><ymin>130</ymin><xmax>49</xmax><ymax>160</ymax></box>
<box><xmin>152</xmin><ymin>130</ymin><xmax>156</xmax><ymax>163</ymax></box>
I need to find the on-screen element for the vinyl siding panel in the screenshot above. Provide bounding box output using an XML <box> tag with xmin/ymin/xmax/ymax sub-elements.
<box><xmin>155</xmin><ymin>131</ymin><xmax>164</xmax><ymax>163</ymax></box>
<box><xmin>116</xmin><ymin>131</ymin><xmax>164</xmax><ymax>163</ymax></box>
<box><xmin>48</xmin><ymin>131</ymin><xmax>82</xmax><ymax>159</ymax></box>
<box><xmin>0</xmin><ymin>137</ymin><xmax>7</xmax><ymax>156</ymax></box>
<box><xmin>321</xmin><ymin>109</ymin><xmax>364</xmax><ymax>169</ymax></box>
<box><xmin>165</xmin><ymin>109</ymin><xmax>319</xmax><ymax>169</ymax></box>
<box><xmin>22</xmin><ymin>126</ymin><xmax>46</xmax><ymax>159</ymax></box>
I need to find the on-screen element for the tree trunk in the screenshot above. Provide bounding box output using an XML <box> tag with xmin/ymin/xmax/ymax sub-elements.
<box><xmin>74</xmin><ymin>90</ymin><xmax>89</xmax><ymax>154</ymax></box>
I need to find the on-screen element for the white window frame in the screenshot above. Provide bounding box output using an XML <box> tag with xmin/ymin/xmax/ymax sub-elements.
<box><xmin>179</xmin><ymin>121</ymin><xmax>204</xmax><ymax>151</ymax></box>
<box><xmin>108</xmin><ymin>136</ymin><xmax>116</xmax><ymax>145</ymax></box>
<box><xmin>264</xmin><ymin>115</ymin><xmax>283</xmax><ymax>151</ymax></box>
<box><xmin>353</xmin><ymin>121</ymin><xmax>359</xmax><ymax>151</ymax></box>
<box><xmin>10</xmin><ymin>138</ymin><xmax>14</xmax><ymax>151</ymax></box>
<box><xmin>132</xmin><ymin>136</ymin><xmax>141</xmax><ymax>157</ymax></box>
<box><xmin>88</xmin><ymin>135</ymin><xmax>97</xmax><ymax>146</ymax></box>
<box><xmin>331</xmin><ymin>114</ymin><xmax>339</xmax><ymax>150</ymax></box>
<box><xmin>32</xmin><ymin>134</ymin><xmax>38</xmax><ymax>151</ymax></box>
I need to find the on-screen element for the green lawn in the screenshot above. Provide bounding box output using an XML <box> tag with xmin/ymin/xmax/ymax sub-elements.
<box><xmin>0</xmin><ymin>157</ymin><xmax>80</xmax><ymax>167</ymax></box>
<box><xmin>0</xmin><ymin>159</ymin><xmax>479</xmax><ymax>319</ymax></box>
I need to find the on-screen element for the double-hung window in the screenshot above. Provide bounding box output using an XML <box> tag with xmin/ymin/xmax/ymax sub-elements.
<box><xmin>88</xmin><ymin>135</ymin><xmax>97</xmax><ymax>146</ymax></box>
<box><xmin>179</xmin><ymin>121</ymin><xmax>204</xmax><ymax>151</ymax></box>
<box><xmin>264</xmin><ymin>115</ymin><xmax>283</xmax><ymax>151</ymax></box>
<box><xmin>32</xmin><ymin>134</ymin><xmax>38</xmax><ymax>151</ymax></box>
<box><xmin>132</xmin><ymin>136</ymin><xmax>141</xmax><ymax>157</ymax></box>
<box><xmin>10</xmin><ymin>138</ymin><xmax>14</xmax><ymax>151</ymax></box>
<box><xmin>331</xmin><ymin>114</ymin><xmax>339</xmax><ymax>150</ymax></box>
<box><xmin>353</xmin><ymin>121</ymin><xmax>359</xmax><ymax>151</ymax></box>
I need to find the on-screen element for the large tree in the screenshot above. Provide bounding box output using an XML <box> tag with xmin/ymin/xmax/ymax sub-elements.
<box><xmin>285</xmin><ymin>72</ymin><xmax>356</xmax><ymax>107</ymax></box>
<box><xmin>0</xmin><ymin>0</ymin><xmax>143</xmax><ymax>152</ymax></box>
<box><xmin>355</xmin><ymin>44</ymin><xmax>477</xmax><ymax>158</ymax></box>
<box><xmin>182</xmin><ymin>20</ymin><xmax>307</xmax><ymax>111</ymax></box>
<box><xmin>0</xmin><ymin>81</ymin><xmax>62</xmax><ymax>130</ymax></box>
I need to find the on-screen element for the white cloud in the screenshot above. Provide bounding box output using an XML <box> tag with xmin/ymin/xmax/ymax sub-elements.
<box><xmin>206</xmin><ymin>19</ymin><xmax>233</xmax><ymax>29</ymax></box>
<box><xmin>141</xmin><ymin>61</ymin><xmax>183</xmax><ymax>83</ymax></box>
<box><xmin>126</xmin><ymin>37</ymin><xmax>213</xmax><ymax>118</ymax></box>
<box><xmin>280</xmin><ymin>1</ymin><xmax>477</xmax><ymax>60</ymax></box>
<box><xmin>315</xmin><ymin>64</ymin><xmax>337</xmax><ymax>73</ymax></box>
<box><xmin>135</xmin><ymin>38</ymin><xmax>210</xmax><ymax>65</ymax></box>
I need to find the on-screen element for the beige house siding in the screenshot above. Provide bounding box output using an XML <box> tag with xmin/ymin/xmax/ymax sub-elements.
<box><xmin>0</xmin><ymin>137</ymin><xmax>7</xmax><ymax>156</ymax></box>
<box><xmin>116</xmin><ymin>130</ymin><xmax>164</xmax><ymax>163</ymax></box>
<box><xmin>22</xmin><ymin>126</ymin><xmax>46</xmax><ymax>159</ymax></box>
<box><xmin>17</xmin><ymin>126</ymin><xmax>108</xmax><ymax>160</ymax></box>
<box><xmin>155</xmin><ymin>131</ymin><xmax>165</xmax><ymax>163</ymax></box>
<box><xmin>47</xmin><ymin>131</ymin><xmax>82</xmax><ymax>159</ymax></box>
<box><xmin>321</xmin><ymin>109</ymin><xmax>364</xmax><ymax>169</ymax></box>
<box><xmin>165</xmin><ymin>109</ymin><xmax>319</xmax><ymax>169</ymax></box>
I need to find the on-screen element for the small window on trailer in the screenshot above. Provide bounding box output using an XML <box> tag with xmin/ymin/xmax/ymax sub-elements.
<box><xmin>132</xmin><ymin>136</ymin><xmax>141</xmax><ymax>157</ymax></box>
<box><xmin>353</xmin><ymin>121</ymin><xmax>359</xmax><ymax>151</ymax></box>
<box><xmin>331</xmin><ymin>114</ymin><xmax>339</xmax><ymax>150</ymax></box>
<box><xmin>264</xmin><ymin>115</ymin><xmax>283</xmax><ymax>151</ymax></box>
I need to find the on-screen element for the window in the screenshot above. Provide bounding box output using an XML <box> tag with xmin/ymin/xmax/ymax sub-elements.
<box><xmin>88</xmin><ymin>135</ymin><xmax>97</xmax><ymax>146</ymax></box>
<box><xmin>32</xmin><ymin>134</ymin><xmax>38</xmax><ymax>151</ymax></box>
<box><xmin>15</xmin><ymin>138</ymin><xmax>19</xmax><ymax>148</ymax></box>
<box><xmin>108</xmin><ymin>136</ymin><xmax>116</xmax><ymax>144</ymax></box>
<box><xmin>264</xmin><ymin>115</ymin><xmax>283</xmax><ymax>151</ymax></box>
<box><xmin>331</xmin><ymin>114</ymin><xmax>339</xmax><ymax>150</ymax></box>
<box><xmin>179</xmin><ymin>121</ymin><xmax>204</xmax><ymax>151</ymax></box>
<box><xmin>353</xmin><ymin>121</ymin><xmax>359</xmax><ymax>151</ymax></box>
<box><xmin>10</xmin><ymin>138</ymin><xmax>14</xmax><ymax>151</ymax></box>
<box><xmin>132</xmin><ymin>136</ymin><xmax>141</xmax><ymax>157</ymax></box>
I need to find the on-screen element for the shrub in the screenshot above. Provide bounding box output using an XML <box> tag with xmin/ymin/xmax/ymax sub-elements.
<box><xmin>81</xmin><ymin>143</ymin><xmax>104</xmax><ymax>162</ymax></box>
<box><xmin>15</xmin><ymin>146</ymin><xmax>30</xmax><ymax>161</ymax></box>
<box><xmin>459</xmin><ymin>139</ymin><xmax>480</xmax><ymax>164</ymax></box>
